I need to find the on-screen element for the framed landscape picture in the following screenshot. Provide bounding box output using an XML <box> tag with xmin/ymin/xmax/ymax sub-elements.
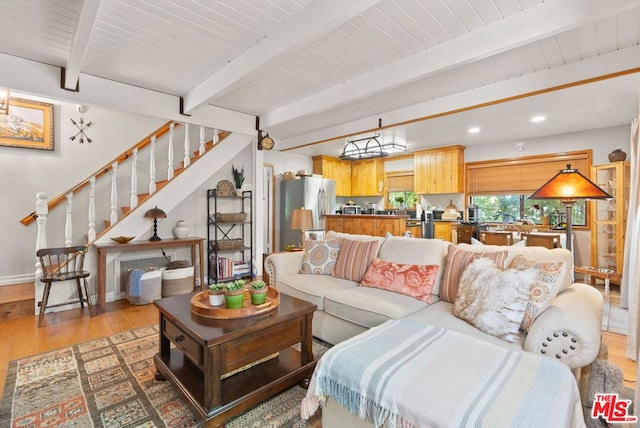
<box><xmin>0</xmin><ymin>97</ymin><xmax>54</xmax><ymax>150</ymax></box>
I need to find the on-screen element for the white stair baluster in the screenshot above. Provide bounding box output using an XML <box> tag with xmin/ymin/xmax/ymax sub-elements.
<box><xmin>149</xmin><ymin>136</ymin><xmax>157</xmax><ymax>194</ymax></box>
<box><xmin>199</xmin><ymin>126</ymin><xmax>205</xmax><ymax>155</ymax></box>
<box><xmin>88</xmin><ymin>176</ymin><xmax>96</xmax><ymax>242</ymax></box>
<box><xmin>183</xmin><ymin>123</ymin><xmax>190</xmax><ymax>167</ymax></box>
<box><xmin>167</xmin><ymin>123</ymin><xmax>175</xmax><ymax>180</ymax></box>
<box><xmin>110</xmin><ymin>162</ymin><xmax>118</xmax><ymax>225</ymax></box>
<box><xmin>35</xmin><ymin>192</ymin><xmax>48</xmax><ymax>280</ymax></box>
<box><xmin>130</xmin><ymin>148</ymin><xmax>138</xmax><ymax>209</ymax></box>
<box><xmin>64</xmin><ymin>192</ymin><xmax>73</xmax><ymax>247</ymax></box>
<box><xmin>213</xmin><ymin>129</ymin><xmax>219</xmax><ymax>145</ymax></box>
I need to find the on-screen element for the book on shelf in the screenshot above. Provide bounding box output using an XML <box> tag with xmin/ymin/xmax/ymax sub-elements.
<box><xmin>210</xmin><ymin>257</ymin><xmax>251</xmax><ymax>280</ymax></box>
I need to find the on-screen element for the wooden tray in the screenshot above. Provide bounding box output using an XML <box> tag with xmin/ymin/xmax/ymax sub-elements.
<box><xmin>191</xmin><ymin>287</ymin><xmax>280</xmax><ymax>319</ymax></box>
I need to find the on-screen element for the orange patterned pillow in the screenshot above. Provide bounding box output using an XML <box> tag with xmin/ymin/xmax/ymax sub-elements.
<box><xmin>360</xmin><ymin>257</ymin><xmax>439</xmax><ymax>303</ymax></box>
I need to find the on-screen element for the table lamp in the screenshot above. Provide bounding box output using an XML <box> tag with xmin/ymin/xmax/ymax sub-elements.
<box><xmin>144</xmin><ymin>206</ymin><xmax>167</xmax><ymax>241</ymax></box>
<box><xmin>529</xmin><ymin>164</ymin><xmax>612</xmax><ymax>251</ymax></box>
<box><xmin>290</xmin><ymin>208</ymin><xmax>313</xmax><ymax>247</ymax></box>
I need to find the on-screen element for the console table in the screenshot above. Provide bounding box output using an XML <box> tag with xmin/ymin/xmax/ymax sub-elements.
<box><xmin>94</xmin><ymin>237</ymin><xmax>205</xmax><ymax>312</ymax></box>
<box><xmin>573</xmin><ymin>266</ymin><xmax>621</xmax><ymax>295</ymax></box>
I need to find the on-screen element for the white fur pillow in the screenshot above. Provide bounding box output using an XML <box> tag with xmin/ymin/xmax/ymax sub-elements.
<box><xmin>453</xmin><ymin>258</ymin><xmax>537</xmax><ymax>343</ymax></box>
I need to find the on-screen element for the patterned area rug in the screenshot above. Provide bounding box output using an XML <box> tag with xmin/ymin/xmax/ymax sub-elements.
<box><xmin>0</xmin><ymin>325</ymin><xmax>326</xmax><ymax>427</ymax></box>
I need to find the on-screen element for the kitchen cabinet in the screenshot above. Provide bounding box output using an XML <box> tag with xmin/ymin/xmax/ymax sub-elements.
<box><xmin>325</xmin><ymin>216</ymin><xmax>343</xmax><ymax>233</ymax></box>
<box><xmin>324</xmin><ymin>215</ymin><xmax>406</xmax><ymax>237</ymax></box>
<box><xmin>589</xmin><ymin>161</ymin><xmax>630</xmax><ymax>274</ymax></box>
<box><xmin>312</xmin><ymin>155</ymin><xmax>352</xmax><ymax>196</ymax></box>
<box><xmin>350</xmin><ymin>159</ymin><xmax>384</xmax><ymax>196</ymax></box>
<box><xmin>414</xmin><ymin>145</ymin><xmax>465</xmax><ymax>194</ymax></box>
<box><xmin>312</xmin><ymin>156</ymin><xmax>382</xmax><ymax>197</ymax></box>
<box><xmin>406</xmin><ymin>225</ymin><xmax>422</xmax><ymax>238</ymax></box>
<box><xmin>434</xmin><ymin>221</ymin><xmax>457</xmax><ymax>242</ymax></box>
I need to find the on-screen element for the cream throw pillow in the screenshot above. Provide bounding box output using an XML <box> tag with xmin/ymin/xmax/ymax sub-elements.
<box><xmin>453</xmin><ymin>258</ymin><xmax>537</xmax><ymax>343</ymax></box>
<box><xmin>300</xmin><ymin>239</ymin><xmax>341</xmax><ymax>275</ymax></box>
<box><xmin>509</xmin><ymin>254</ymin><xmax>566</xmax><ymax>332</ymax></box>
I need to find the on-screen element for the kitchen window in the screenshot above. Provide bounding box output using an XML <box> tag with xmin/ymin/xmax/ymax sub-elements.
<box><xmin>470</xmin><ymin>194</ymin><xmax>586</xmax><ymax>226</ymax></box>
<box><xmin>385</xmin><ymin>171</ymin><xmax>416</xmax><ymax>209</ymax></box>
<box><xmin>465</xmin><ymin>150</ymin><xmax>592</xmax><ymax>227</ymax></box>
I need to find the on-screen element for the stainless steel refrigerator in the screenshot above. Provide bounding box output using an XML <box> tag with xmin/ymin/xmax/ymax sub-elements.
<box><xmin>280</xmin><ymin>176</ymin><xmax>336</xmax><ymax>250</ymax></box>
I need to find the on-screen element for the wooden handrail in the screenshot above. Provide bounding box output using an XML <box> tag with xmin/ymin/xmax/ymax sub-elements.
<box><xmin>20</xmin><ymin>121</ymin><xmax>178</xmax><ymax>226</ymax></box>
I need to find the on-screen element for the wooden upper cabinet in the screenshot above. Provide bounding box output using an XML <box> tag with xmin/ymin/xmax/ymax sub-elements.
<box><xmin>350</xmin><ymin>159</ymin><xmax>383</xmax><ymax>196</ymax></box>
<box><xmin>313</xmin><ymin>156</ymin><xmax>382</xmax><ymax>197</ymax></box>
<box><xmin>414</xmin><ymin>145</ymin><xmax>465</xmax><ymax>194</ymax></box>
<box><xmin>312</xmin><ymin>155</ymin><xmax>352</xmax><ymax>196</ymax></box>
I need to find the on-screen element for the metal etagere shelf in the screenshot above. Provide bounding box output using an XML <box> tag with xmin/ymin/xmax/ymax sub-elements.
<box><xmin>207</xmin><ymin>189</ymin><xmax>253</xmax><ymax>284</ymax></box>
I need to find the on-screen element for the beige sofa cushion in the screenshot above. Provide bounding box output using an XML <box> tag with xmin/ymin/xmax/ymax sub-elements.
<box><xmin>376</xmin><ymin>237</ymin><xmax>450</xmax><ymax>296</ymax></box>
<box><xmin>276</xmin><ymin>273</ymin><xmax>357</xmax><ymax>310</ymax></box>
<box><xmin>323</xmin><ymin>286</ymin><xmax>429</xmax><ymax>329</ymax></box>
<box><xmin>404</xmin><ymin>301</ymin><xmax>524</xmax><ymax>349</ymax></box>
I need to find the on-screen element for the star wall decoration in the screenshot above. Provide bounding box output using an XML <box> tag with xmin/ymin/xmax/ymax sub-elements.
<box><xmin>70</xmin><ymin>117</ymin><xmax>94</xmax><ymax>143</ymax></box>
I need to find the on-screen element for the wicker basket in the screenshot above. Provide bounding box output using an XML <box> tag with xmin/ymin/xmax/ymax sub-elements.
<box><xmin>162</xmin><ymin>266</ymin><xmax>195</xmax><ymax>297</ymax></box>
<box><xmin>215</xmin><ymin>212</ymin><xmax>247</xmax><ymax>223</ymax></box>
<box><xmin>211</xmin><ymin>238</ymin><xmax>244</xmax><ymax>251</ymax></box>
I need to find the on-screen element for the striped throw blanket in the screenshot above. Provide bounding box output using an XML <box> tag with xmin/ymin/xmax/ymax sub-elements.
<box><xmin>301</xmin><ymin>319</ymin><xmax>584</xmax><ymax>428</ymax></box>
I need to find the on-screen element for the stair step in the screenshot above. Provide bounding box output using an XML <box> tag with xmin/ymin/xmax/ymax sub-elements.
<box><xmin>0</xmin><ymin>282</ymin><xmax>35</xmax><ymax>320</ymax></box>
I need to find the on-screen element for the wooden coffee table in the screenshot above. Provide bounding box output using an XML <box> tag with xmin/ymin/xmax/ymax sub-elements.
<box><xmin>153</xmin><ymin>292</ymin><xmax>317</xmax><ymax>427</ymax></box>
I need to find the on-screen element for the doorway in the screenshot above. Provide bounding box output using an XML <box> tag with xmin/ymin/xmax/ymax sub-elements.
<box><xmin>263</xmin><ymin>164</ymin><xmax>275</xmax><ymax>254</ymax></box>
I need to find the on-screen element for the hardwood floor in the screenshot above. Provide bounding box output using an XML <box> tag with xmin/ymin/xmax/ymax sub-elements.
<box><xmin>0</xmin><ymin>300</ymin><xmax>158</xmax><ymax>396</ymax></box>
<box><xmin>0</xmin><ymin>298</ymin><xmax>636</xmax><ymax>397</ymax></box>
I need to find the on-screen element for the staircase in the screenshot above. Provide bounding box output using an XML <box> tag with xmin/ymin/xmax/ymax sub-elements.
<box><xmin>16</xmin><ymin>120</ymin><xmax>252</xmax><ymax>318</ymax></box>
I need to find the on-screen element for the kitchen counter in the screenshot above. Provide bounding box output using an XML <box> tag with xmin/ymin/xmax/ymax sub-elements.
<box><xmin>325</xmin><ymin>214</ymin><xmax>407</xmax><ymax>237</ymax></box>
<box><xmin>324</xmin><ymin>214</ymin><xmax>409</xmax><ymax>219</ymax></box>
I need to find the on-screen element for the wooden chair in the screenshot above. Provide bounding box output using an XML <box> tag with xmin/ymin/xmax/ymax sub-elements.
<box><xmin>479</xmin><ymin>231</ymin><xmax>513</xmax><ymax>246</ymax></box>
<box><xmin>36</xmin><ymin>246</ymin><xmax>95</xmax><ymax>327</ymax></box>
<box><xmin>521</xmin><ymin>233</ymin><xmax>561</xmax><ymax>249</ymax></box>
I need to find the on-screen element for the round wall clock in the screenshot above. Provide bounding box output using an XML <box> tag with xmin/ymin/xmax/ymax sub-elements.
<box><xmin>261</xmin><ymin>135</ymin><xmax>274</xmax><ymax>150</ymax></box>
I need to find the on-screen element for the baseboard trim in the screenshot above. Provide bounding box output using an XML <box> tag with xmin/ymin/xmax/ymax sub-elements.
<box><xmin>0</xmin><ymin>274</ymin><xmax>35</xmax><ymax>286</ymax></box>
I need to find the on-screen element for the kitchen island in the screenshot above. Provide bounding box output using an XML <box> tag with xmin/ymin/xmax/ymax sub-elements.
<box><xmin>325</xmin><ymin>214</ymin><xmax>408</xmax><ymax>237</ymax></box>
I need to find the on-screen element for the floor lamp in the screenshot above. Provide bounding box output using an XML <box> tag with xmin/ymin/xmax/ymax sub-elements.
<box><xmin>291</xmin><ymin>208</ymin><xmax>313</xmax><ymax>248</ymax></box>
<box><xmin>529</xmin><ymin>164</ymin><xmax>612</xmax><ymax>252</ymax></box>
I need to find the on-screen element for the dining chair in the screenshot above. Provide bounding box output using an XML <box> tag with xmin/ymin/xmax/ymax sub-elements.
<box><xmin>36</xmin><ymin>246</ymin><xmax>95</xmax><ymax>327</ymax></box>
<box><xmin>521</xmin><ymin>233</ymin><xmax>561</xmax><ymax>249</ymax></box>
<box><xmin>479</xmin><ymin>231</ymin><xmax>513</xmax><ymax>246</ymax></box>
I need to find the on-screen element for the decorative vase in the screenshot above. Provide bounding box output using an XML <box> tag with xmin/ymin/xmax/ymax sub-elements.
<box><xmin>172</xmin><ymin>220</ymin><xmax>189</xmax><ymax>239</ymax></box>
<box><xmin>250</xmin><ymin>289</ymin><xmax>267</xmax><ymax>305</ymax></box>
<box><xmin>541</xmin><ymin>215</ymin><xmax>550</xmax><ymax>227</ymax></box>
<box><xmin>608</xmin><ymin>149</ymin><xmax>627</xmax><ymax>162</ymax></box>
<box><xmin>224</xmin><ymin>290</ymin><xmax>245</xmax><ymax>309</ymax></box>
<box><xmin>208</xmin><ymin>292</ymin><xmax>224</xmax><ymax>306</ymax></box>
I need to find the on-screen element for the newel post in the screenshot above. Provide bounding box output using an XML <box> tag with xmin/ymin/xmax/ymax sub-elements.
<box><xmin>34</xmin><ymin>192</ymin><xmax>48</xmax><ymax>280</ymax></box>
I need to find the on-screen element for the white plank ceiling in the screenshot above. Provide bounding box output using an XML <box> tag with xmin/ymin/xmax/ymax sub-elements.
<box><xmin>0</xmin><ymin>0</ymin><xmax>639</xmax><ymax>157</ymax></box>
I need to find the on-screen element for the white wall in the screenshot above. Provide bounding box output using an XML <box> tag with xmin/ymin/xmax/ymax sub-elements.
<box><xmin>263</xmin><ymin>150</ymin><xmax>313</xmax><ymax>251</ymax></box>
<box><xmin>0</xmin><ymin>101</ymin><xmax>165</xmax><ymax>283</ymax></box>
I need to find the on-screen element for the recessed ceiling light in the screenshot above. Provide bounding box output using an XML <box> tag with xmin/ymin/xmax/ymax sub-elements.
<box><xmin>468</xmin><ymin>127</ymin><xmax>480</xmax><ymax>134</ymax></box>
<box><xmin>531</xmin><ymin>115</ymin><xmax>546</xmax><ymax>123</ymax></box>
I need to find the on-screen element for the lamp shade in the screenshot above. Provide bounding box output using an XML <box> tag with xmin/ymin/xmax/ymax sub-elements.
<box><xmin>144</xmin><ymin>206</ymin><xmax>167</xmax><ymax>219</ymax></box>
<box><xmin>529</xmin><ymin>165</ymin><xmax>612</xmax><ymax>201</ymax></box>
<box><xmin>290</xmin><ymin>208</ymin><xmax>313</xmax><ymax>230</ymax></box>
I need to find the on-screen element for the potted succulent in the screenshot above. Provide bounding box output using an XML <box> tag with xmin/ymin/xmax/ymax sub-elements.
<box><xmin>249</xmin><ymin>280</ymin><xmax>268</xmax><ymax>305</ymax></box>
<box><xmin>208</xmin><ymin>283</ymin><xmax>225</xmax><ymax>306</ymax></box>
<box><xmin>223</xmin><ymin>279</ymin><xmax>246</xmax><ymax>309</ymax></box>
<box><xmin>232</xmin><ymin>164</ymin><xmax>245</xmax><ymax>195</ymax></box>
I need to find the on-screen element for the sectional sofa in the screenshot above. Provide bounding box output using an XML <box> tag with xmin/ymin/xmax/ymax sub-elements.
<box><xmin>264</xmin><ymin>231</ymin><xmax>603</xmax><ymax>427</ymax></box>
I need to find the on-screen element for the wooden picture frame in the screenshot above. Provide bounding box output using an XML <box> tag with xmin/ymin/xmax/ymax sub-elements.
<box><xmin>0</xmin><ymin>97</ymin><xmax>54</xmax><ymax>150</ymax></box>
